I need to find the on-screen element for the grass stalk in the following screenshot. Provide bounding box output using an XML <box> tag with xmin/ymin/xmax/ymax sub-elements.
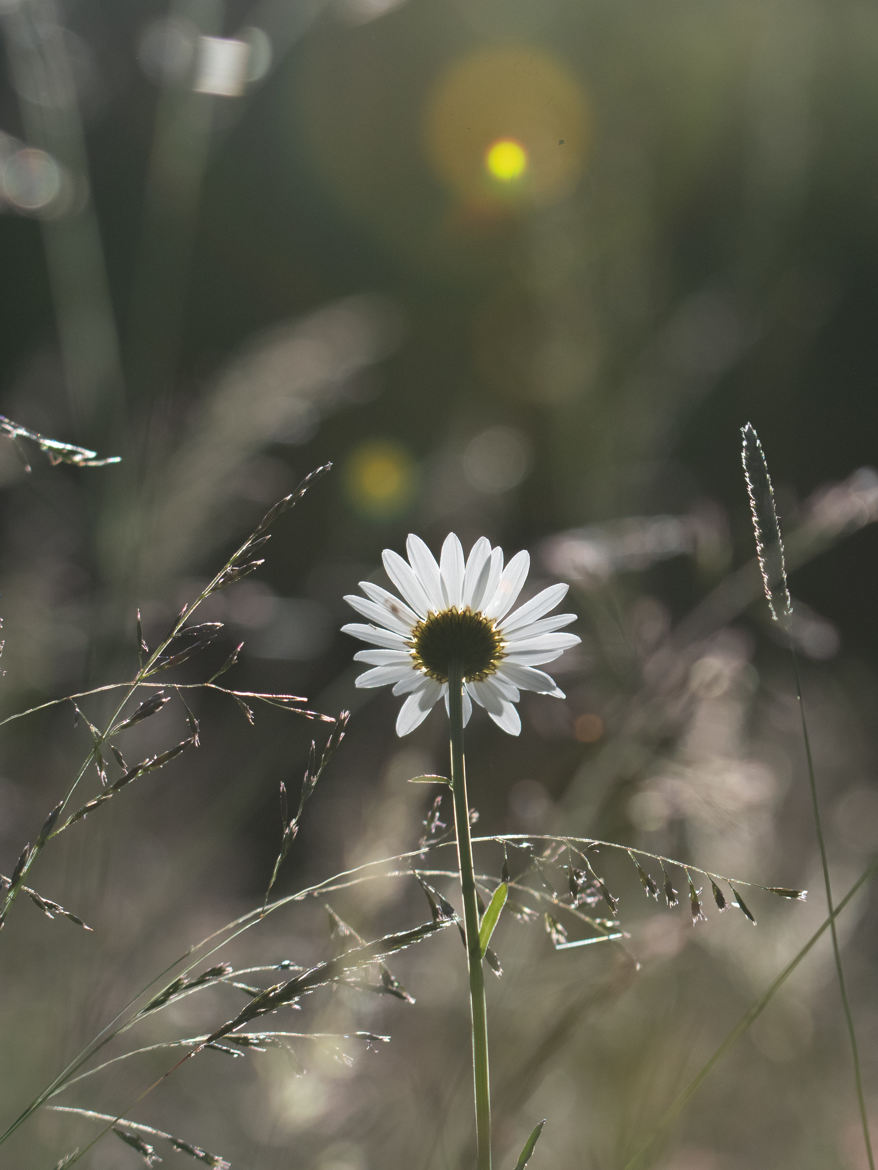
<box><xmin>448</xmin><ymin>663</ymin><xmax>492</xmax><ymax>1170</ymax></box>
<box><xmin>790</xmin><ymin>648</ymin><xmax>875</xmax><ymax>1170</ymax></box>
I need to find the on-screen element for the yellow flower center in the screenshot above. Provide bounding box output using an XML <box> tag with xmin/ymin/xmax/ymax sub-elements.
<box><xmin>410</xmin><ymin>608</ymin><xmax>504</xmax><ymax>683</ymax></box>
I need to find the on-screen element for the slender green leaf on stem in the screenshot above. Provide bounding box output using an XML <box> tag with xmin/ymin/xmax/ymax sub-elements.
<box><xmin>448</xmin><ymin>661</ymin><xmax>493</xmax><ymax>1170</ymax></box>
<box><xmin>479</xmin><ymin>882</ymin><xmax>508</xmax><ymax>957</ymax></box>
<box><xmin>513</xmin><ymin>1120</ymin><xmax>546</xmax><ymax>1169</ymax></box>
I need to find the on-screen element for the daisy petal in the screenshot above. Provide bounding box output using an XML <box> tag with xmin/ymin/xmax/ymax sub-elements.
<box><xmin>355</xmin><ymin>665</ymin><xmax>411</xmax><ymax>688</ymax></box>
<box><xmin>341</xmin><ymin>622</ymin><xmax>408</xmax><ymax>649</ymax></box>
<box><xmin>488</xmin><ymin>674</ymin><xmax>520</xmax><ymax>701</ymax></box>
<box><xmin>501</xmin><ymin>583</ymin><xmax>569</xmax><ymax>634</ymax></box>
<box><xmin>353</xmin><ymin>649</ymin><xmax>413</xmax><ymax>666</ymax></box>
<box><xmin>504</xmin><ymin>647</ymin><xmax>566</xmax><ymax>665</ymax></box>
<box><xmin>396</xmin><ymin>693</ymin><xmax>432</xmax><ymax>736</ymax></box>
<box><xmin>439</xmin><ymin>534</ymin><xmax>466</xmax><ymax>608</ymax></box>
<box><xmin>463</xmin><ymin>537</ymin><xmax>492</xmax><ymax>609</ymax></box>
<box><xmin>396</xmin><ymin>678</ymin><xmax>442</xmax><ymax>736</ymax></box>
<box><xmin>344</xmin><ymin>593</ymin><xmax>413</xmax><ymax>635</ymax></box>
<box><xmin>406</xmin><ymin>535</ymin><xmax>443</xmax><ymax>609</ymax></box>
<box><xmin>506</xmin><ymin>612</ymin><xmax>578</xmax><ymax>638</ymax></box>
<box><xmin>489</xmin><ymin>701</ymin><xmax>521</xmax><ymax>736</ymax></box>
<box><xmin>382</xmin><ymin>549</ymin><xmax>433</xmax><ymax>617</ymax></box>
<box><xmin>474</xmin><ymin>547</ymin><xmax>504</xmax><ymax>615</ymax></box>
<box><xmin>393</xmin><ymin>670</ymin><xmax>428</xmax><ymax>696</ymax></box>
<box><xmin>504</xmin><ymin>631</ymin><xmax>581</xmax><ymax>654</ymax></box>
<box><xmin>468</xmin><ymin>678</ymin><xmax>506</xmax><ymax>716</ymax></box>
<box><xmin>359</xmin><ymin>581</ymin><xmax>419</xmax><ymax>627</ymax></box>
<box><xmin>484</xmin><ymin>549</ymin><xmax>530</xmax><ymax>621</ymax></box>
<box><xmin>496</xmin><ymin>662</ymin><xmax>563</xmax><ymax>695</ymax></box>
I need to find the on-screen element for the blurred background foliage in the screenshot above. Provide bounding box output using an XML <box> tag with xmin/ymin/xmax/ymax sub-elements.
<box><xmin>1</xmin><ymin>0</ymin><xmax>877</xmax><ymax>1167</ymax></box>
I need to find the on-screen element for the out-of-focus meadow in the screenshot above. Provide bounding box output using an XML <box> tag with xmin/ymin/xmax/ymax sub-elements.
<box><xmin>1</xmin><ymin>1</ymin><xmax>877</xmax><ymax>1167</ymax></box>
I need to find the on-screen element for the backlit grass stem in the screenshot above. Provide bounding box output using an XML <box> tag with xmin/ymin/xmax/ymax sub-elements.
<box><xmin>448</xmin><ymin>661</ymin><xmax>492</xmax><ymax>1170</ymax></box>
<box><xmin>790</xmin><ymin>648</ymin><xmax>875</xmax><ymax>1170</ymax></box>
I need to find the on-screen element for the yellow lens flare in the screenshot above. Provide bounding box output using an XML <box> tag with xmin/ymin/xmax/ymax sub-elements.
<box><xmin>485</xmin><ymin>138</ymin><xmax>528</xmax><ymax>183</ymax></box>
<box><xmin>345</xmin><ymin>440</ymin><xmax>416</xmax><ymax>519</ymax></box>
<box><xmin>424</xmin><ymin>46</ymin><xmax>589</xmax><ymax>208</ymax></box>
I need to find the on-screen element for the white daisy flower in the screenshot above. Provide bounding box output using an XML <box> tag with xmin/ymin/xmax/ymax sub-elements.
<box><xmin>342</xmin><ymin>534</ymin><xmax>580</xmax><ymax>737</ymax></box>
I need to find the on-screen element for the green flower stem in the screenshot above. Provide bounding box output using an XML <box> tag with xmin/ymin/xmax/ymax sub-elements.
<box><xmin>448</xmin><ymin>662</ymin><xmax>492</xmax><ymax>1170</ymax></box>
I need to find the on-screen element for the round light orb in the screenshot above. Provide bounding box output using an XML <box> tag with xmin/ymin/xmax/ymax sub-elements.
<box><xmin>485</xmin><ymin>137</ymin><xmax>528</xmax><ymax>183</ymax></box>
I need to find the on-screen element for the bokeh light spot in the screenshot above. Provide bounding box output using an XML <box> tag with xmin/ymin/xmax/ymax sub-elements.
<box><xmin>424</xmin><ymin>46</ymin><xmax>589</xmax><ymax>207</ymax></box>
<box><xmin>574</xmin><ymin>712</ymin><xmax>604</xmax><ymax>744</ymax></box>
<box><xmin>345</xmin><ymin>440</ymin><xmax>416</xmax><ymax>519</ymax></box>
<box><xmin>1</xmin><ymin>148</ymin><xmax>64</xmax><ymax>214</ymax></box>
<box><xmin>194</xmin><ymin>35</ymin><xmax>250</xmax><ymax>97</ymax></box>
<box><xmin>241</xmin><ymin>27</ymin><xmax>272</xmax><ymax>83</ymax></box>
<box><xmin>485</xmin><ymin>138</ymin><xmax>528</xmax><ymax>182</ymax></box>
<box><xmin>463</xmin><ymin>425</ymin><xmax>532</xmax><ymax>493</ymax></box>
<box><xmin>137</xmin><ymin>17</ymin><xmax>198</xmax><ymax>84</ymax></box>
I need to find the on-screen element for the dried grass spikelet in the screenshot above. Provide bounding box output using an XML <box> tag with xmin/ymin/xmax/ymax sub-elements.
<box><xmin>741</xmin><ymin>422</ymin><xmax>793</xmax><ymax>627</ymax></box>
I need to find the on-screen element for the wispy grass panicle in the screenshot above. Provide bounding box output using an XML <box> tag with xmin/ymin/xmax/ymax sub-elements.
<box><xmin>0</xmin><ymin>467</ymin><xmax>333</xmax><ymax>934</ymax></box>
<box><xmin>47</xmin><ymin>1109</ymin><xmax>231</xmax><ymax>1170</ymax></box>
<box><xmin>0</xmin><ymin>414</ymin><xmax>120</xmax><ymax>469</ymax></box>
<box><xmin>740</xmin><ymin>422</ymin><xmax>793</xmax><ymax>626</ymax></box>
<box><xmin>265</xmin><ymin>709</ymin><xmax>351</xmax><ymax>903</ymax></box>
